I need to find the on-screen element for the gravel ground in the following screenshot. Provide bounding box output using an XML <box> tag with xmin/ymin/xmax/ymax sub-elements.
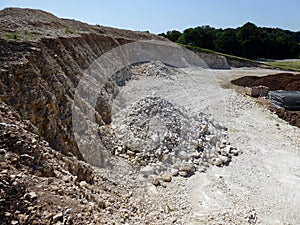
<box><xmin>111</xmin><ymin>65</ymin><xmax>300</xmax><ymax>224</ymax></box>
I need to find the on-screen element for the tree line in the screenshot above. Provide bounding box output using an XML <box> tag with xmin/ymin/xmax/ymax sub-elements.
<box><xmin>159</xmin><ymin>22</ymin><xmax>300</xmax><ymax>60</ymax></box>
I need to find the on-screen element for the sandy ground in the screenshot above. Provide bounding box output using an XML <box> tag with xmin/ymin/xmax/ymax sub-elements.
<box><xmin>112</xmin><ymin>67</ymin><xmax>300</xmax><ymax>224</ymax></box>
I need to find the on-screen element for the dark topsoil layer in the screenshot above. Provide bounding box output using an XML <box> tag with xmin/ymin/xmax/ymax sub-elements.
<box><xmin>231</xmin><ymin>73</ymin><xmax>300</xmax><ymax>91</ymax></box>
<box><xmin>231</xmin><ymin>73</ymin><xmax>300</xmax><ymax>128</ymax></box>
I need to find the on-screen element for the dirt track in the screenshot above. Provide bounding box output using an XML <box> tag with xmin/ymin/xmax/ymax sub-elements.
<box><xmin>113</xmin><ymin>67</ymin><xmax>300</xmax><ymax>224</ymax></box>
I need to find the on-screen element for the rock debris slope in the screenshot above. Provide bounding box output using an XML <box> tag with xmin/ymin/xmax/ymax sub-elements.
<box><xmin>0</xmin><ymin>100</ymin><xmax>187</xmax><ymax>224</ymax></box>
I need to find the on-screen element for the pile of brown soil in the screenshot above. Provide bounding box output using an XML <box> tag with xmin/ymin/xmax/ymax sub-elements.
<box><xmin>231</xmin><ymin>73</ymin><xmax>300</xmax><ymax>91</ymax></box>
<box><xmin>270</xmin><ymin>107</ymin><xmax>300</xmax><ymax>128</ymax></box>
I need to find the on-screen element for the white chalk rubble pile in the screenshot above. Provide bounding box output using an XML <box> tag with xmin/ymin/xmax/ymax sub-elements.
<box><xmin>111</xmin><ymin>96</ymin><xmax>239</xmax><ymax>185</ymax></box>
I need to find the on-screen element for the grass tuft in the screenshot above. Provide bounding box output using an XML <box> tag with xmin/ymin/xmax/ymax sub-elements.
<box><xmin>5</xmin><ymin>33</ymin><xmax>18</xmax><ymax>40</ymax></box>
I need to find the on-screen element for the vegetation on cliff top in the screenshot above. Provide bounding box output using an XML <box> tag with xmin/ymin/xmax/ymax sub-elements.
<box><xmin>160</xmin><ymin>22</ymin><xmax>300</xmax><ymax>60</ymax></box>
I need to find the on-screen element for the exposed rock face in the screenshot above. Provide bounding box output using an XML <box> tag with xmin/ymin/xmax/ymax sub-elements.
<box><xmin>191</xmin><ymin>49</ymin><xmax>270</xmax><ymax>69</ymax></box>
<box><xmin>0</xmin><ymin>35</ymin><xmax>118</xmax><ymax>159</ymax></box>
<box><xmin>193</xmin><ymin>51</ymin><xmax>230</xmax><ymax>69</ymax></box>
<box><xmin>0</xmin><ymin>8</ymin><xmax>165</xmax><ymax>159</ymax></box>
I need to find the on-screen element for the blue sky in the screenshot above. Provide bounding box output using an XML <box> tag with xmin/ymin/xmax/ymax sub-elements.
<box><xmin>1</xmin><ymin>0</ymin><xmax>300</xmax><ymax>33</ymax></box>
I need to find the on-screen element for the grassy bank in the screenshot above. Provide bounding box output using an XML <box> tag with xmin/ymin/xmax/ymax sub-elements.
<box><xmin>267</xmin><ymin>61</ymin><xmax>300</xmax><ymax>72</ymax></box>
<box><xmin>180</xmin><ymin>43</ymin><xmax>268</xmax><ymax>67</ymax></box>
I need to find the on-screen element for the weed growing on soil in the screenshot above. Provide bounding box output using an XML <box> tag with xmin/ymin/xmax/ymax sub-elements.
<box><xmin>5</xmin><ymin>32</ymin><xmax>18</xmax><ymax>40</ymax></box>
<box><xmin>65</xmin><ymin>28</ymin><xmax>74</xmax><ymax>34</ymax></box>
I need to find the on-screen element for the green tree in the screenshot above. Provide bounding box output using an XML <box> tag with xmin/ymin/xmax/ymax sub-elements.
<box><xmin>236</xmin><ymin>22</ymin><xmax>261</xmax><ymax>59</ymax></box>
<box><xmin>177</xmin><ymin>26</ymin><xmax>217</xmax><ymax>50</ymax></box>
<box><xmin>215</xmin><ymin>28</ymin><xmax>239</xmax><ymax>55</ymax></box>
<box><xmin>163</xmin><ymin>22</ymin><xmax>300</xmax><ymax>60</ymax></box>
<box><xmin>165</xmin><ymin>30</ymin><xmax>182</xmax><ymax>42</ymax></box>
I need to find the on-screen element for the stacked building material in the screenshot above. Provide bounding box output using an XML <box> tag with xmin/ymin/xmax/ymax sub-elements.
<box><xmin>268</xmin><ymin>90</ymin><xmax>300</xmax><ymax>110</ymax></box>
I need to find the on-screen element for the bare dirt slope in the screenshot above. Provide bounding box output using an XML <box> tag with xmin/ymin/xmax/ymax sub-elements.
<box><xmin>114</xmin><ymin>66</ymin><xmax>300</xmax><ymax>224</ymax></box>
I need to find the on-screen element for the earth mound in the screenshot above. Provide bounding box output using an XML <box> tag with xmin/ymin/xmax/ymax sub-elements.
<box><xmin>231</xmin><ymin>73</ymin><xmax>300</xmax><ymax>91</ymax></box>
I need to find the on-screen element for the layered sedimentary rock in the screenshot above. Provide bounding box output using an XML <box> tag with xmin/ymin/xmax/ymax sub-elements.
<box><xmin>0</xmin><ymin>8</ymin><xmax>165</xmax><ymax>160</ymax></box>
